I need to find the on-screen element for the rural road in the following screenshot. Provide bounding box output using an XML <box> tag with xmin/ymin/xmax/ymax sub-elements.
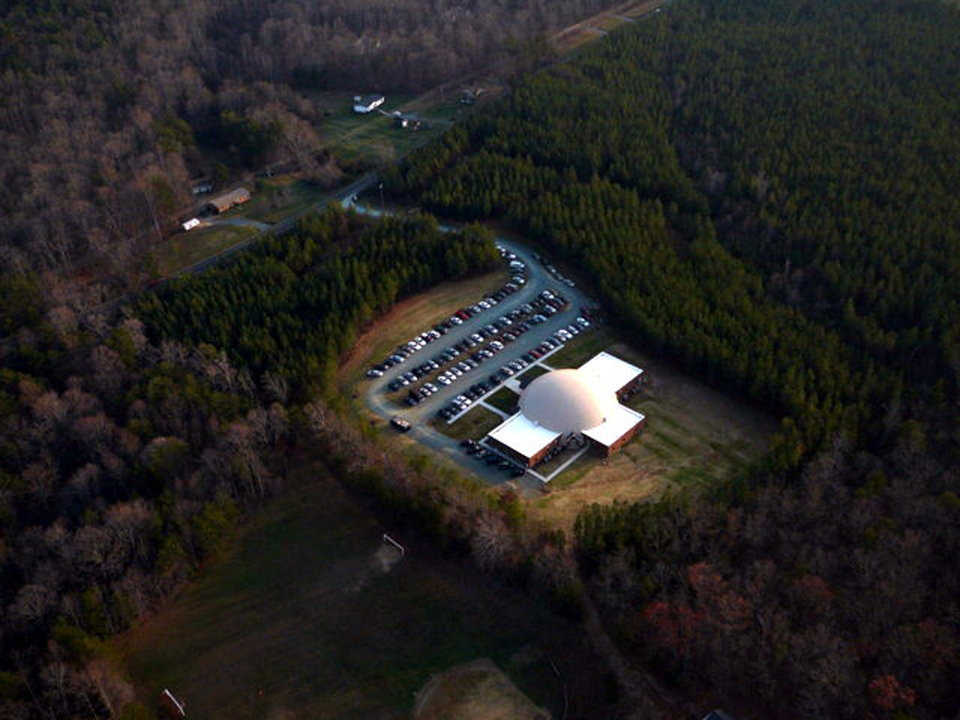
<box><xmin>348</xmin><ymin>200</ymin><xmax>594</xmax><ymax>488</ymax></box>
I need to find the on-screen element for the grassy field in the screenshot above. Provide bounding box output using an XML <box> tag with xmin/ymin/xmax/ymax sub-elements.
<box><xmin>432</xmin><ymin>405</ymin><xmax>503</xmax><ymax>441</ymax></box>
<box><xmin>119</xmin><ymin>466</ymin><xmax>607</xmax><ymax>719</ymax></box>
<box><xmin>549</xmin><ymin>0</ymin><xmax>667</xmax><ymax>54</ymax></box>
<box><xmin>239</xmin><ymin>175</ymin><xmax>331</xmax><ymax>224</ymax></box>
<box><xmin>486</xmin><ymin>387</ymin><xmax>519</xmax><ymax>415</ymax></box>
<box><xmin>412</xmin><ymin>658</ymin><xmax>549</xmax><ymax>720</ymax></box>
<box><xmin>311</xmin><ymin>93</ymin><xmax>454</xmax><ymax>166</ymax></box>
<box><xmin>545</xmin><ymin>328</ymin><xmax>611</xmax><ymax>368</ymax></box>
<box><xmin>153</xmin><ymin>224</ymin><xmax>260</xmax><ymax>276</ymax></box>
<box><xmin>530</xmin><ymin>327</ymin><xmax>776</xmax><ymax>533</ymax></box>
<box><xmin>593</xmin><ymin>14</ymin><xmax>630</xmax><ymax>32</ymax></box>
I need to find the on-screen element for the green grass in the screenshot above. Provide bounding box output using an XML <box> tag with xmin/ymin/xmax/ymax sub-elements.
<box><xmin>517</xmin><ymin>364</ymin><xmax>549</xmax><ymax>388</ymax></box>
<box><xmin>246</xmin><ymin>178</ymin><xmax>330</xmax><ymax>223</ymax></box>
<box><xmin>153</xmin><ymin>225</ymin><xmax>260</xmax><ymax>276</ymax></box>
<box><xmin>549</xmin><ymin>453</ymin><xmax>595</xmax><ymax>489</ymax></box>
<box><xmin>486</xmin><ymin>387</ymin><xmax>519</xmax><ymax>415</ymax></box>
<box><xmin>432</xmin><ymin>405</ymin><xmax>504</xmax><ymax>441</ymax></box>
<box><xmin>545</xmin><ymin>328</ymin><xmax>614</xmax><ymax>369</ymax></box>
<box><xmin>310</xmin><ymin>93</ymin><xmax>452</xmax><ymax>166</ymax></box>
<box><xmin>121</xmin><ymin>468</ymin><xmax>601</xmax><ymax>719</ymax></box>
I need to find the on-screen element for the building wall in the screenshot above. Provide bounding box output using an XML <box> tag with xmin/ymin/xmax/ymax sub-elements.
<box><xmin>589</xmin><ymin>418</ymin><xmax>645</xmax><ymax>457</ymax></box>
<box><xmin>615</xmin><ymin>374</ymin><xmax>643</xmax><ymax>401</ymax></box>
<box><xmin>487</xmin><ymin>436</ymin><xmax>558</xmax><ymax>467</ymax></box>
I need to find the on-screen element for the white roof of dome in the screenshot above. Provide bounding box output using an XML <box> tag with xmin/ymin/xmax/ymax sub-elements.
<box><xmin>519</xmin><ymin>368</ymin><xmax>618</xmax><ymax>434</ymax></box>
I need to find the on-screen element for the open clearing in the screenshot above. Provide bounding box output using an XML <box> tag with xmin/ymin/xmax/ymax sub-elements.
<box><xmin>119</xmin><ymin>464</ymin><xmax>609</xmax><ymax>719</ymax></box>
<box><xmin>339</xmin><ymin>263</ymin><xmax>774</xmax><ymax>536</ymax></box>
<box><xmin>413</xmin><ymin>658</ymin><xmax>549</xmax><ymax>720</ymax></box>
<box><xmin>153</xmin><ymin>224</ymin><xmax>260</xmax><ymax>276</ymax></box>
<box><xmin>549</xmin><ymin>0</ymin><xmax>666</xmax><ymax>54</ymax></box>
<box><xmin>238</xmin><ymin>174</ymin><xmax>333</xmax><ymax>224</ymax></box>
<box><xmin>310</xmin><ymin>93</ymin><xmax>457</xmax><ymax>167</ymax></box>
<box><xmin>530</xmin><ymin>327</ymin><xmax>776</xmax><ymax>534</ymax></box>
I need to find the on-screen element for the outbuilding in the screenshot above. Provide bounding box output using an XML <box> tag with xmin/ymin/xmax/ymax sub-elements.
<box><xmin>205</xmin><ymin>188</ymin><xmax>251</xmax><ymax>214</ymax></box>
<box><xmin>353</xmin><ymin>94</ymin><xmax>385</xmax><ymax>113</ymax></box>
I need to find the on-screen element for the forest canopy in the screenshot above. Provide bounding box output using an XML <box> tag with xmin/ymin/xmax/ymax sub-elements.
<box><xmin>0</xmin><ymin>0</ymin><xmax>614</xmax><ymax>280</ymax></box>
<box><xmin>0</xmin><ymin>207</ymin><xmax>501</xmax><ymax>719</ymax></box>
<box><xmin>386</xmin><ymin>0</ymin><xmax>960</xmax><ymax>715</ymax></box>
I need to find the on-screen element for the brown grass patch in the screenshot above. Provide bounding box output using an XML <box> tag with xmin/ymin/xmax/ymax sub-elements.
<box><xmin>413</xmin><ymin>658</ymin><xmax>549</xmax><ymax>720</ymax></box>
<box><xmin>527</xmin><ymin>329</ymin><xmax>776</xmax><ymax>534</ymax></box>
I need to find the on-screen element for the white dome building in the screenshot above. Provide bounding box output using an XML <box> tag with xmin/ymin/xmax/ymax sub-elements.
<box><xmin>519</xmin><ymin>369</ymin><xmax>617</xmax><ymax>434</ymax></box>
<box><xmin>485</xmin><ymin>353</ymin><xmax>647</xmax><ymax>474</ymax></box>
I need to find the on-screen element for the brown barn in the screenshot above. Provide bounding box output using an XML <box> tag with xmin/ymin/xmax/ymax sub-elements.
<box><xmin>205</xmin><ymin>187</ymin><xmax>251</xmax><ymax>214</ymax></box>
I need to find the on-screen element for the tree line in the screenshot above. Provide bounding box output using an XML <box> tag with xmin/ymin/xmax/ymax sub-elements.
<box><xmin>136</xmin><ymin>207</ymin><xmax>501</xmax><ymax>398</ymax></box>
<box><xmin>385</xmin><ymin>0</ymin><xmax>960</xmax><ymax>716</ymax></box>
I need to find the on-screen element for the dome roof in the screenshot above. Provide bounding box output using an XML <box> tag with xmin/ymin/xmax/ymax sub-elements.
<box><xmin>519</xmin><ymin>368</ymin><xmax>617</xmax><ymax>434</ymax></box>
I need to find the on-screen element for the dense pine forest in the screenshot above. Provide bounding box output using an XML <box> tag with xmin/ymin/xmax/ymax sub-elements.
<box><xmin>0</xmin><ymin>0</ymin><xmax>611</xmax><ymax>283</ymax></box>
<box><xmin>386</xmin><ymin>0</ymin><xmax>960</xmax><ymax>716</ymax></box>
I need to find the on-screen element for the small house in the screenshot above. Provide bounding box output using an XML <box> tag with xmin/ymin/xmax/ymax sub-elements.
<box><xmin>353</xmin><ymin>94</ymin><xmax>385</xmax><ymax>113</ymax></box>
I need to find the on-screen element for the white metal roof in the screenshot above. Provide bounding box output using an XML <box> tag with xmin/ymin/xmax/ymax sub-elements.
<box><xmin>582</xmin><ymin>405</ymin><xmax>645</xmax><ymax>447</ymax></box>
<box><xmin>487</xmin><ymin>412</ymin><xmax>561</xmax><ymax>459</ymax></box>
<box><xmin>578</xmin><ymin>351</ymin><xmax>644</xmax><ymax>395</ymax></box>
<box><xmin>519</xmin><ymin>368</ymin><xmax>618</xmax><ymax>433</ymax></box>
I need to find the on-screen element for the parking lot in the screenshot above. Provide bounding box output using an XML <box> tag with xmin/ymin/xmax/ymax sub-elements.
<box><xmin>364</xmin><ymin>239</ymin><xmax>597</xmax><ymax>427</ymax></box>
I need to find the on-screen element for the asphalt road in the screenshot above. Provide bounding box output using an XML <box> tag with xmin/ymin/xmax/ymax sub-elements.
<box><xmin>352</xmin><ymin>203</ymin><xmax>594</xmax><ymax>486</ymax></box>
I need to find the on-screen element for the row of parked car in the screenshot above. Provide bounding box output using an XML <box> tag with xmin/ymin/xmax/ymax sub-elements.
<box><xmin>460</xmin><ymin>439</ymin><xmax>526</xmax><ymax>477</ymax></box>
<box><xmin>366</xmin><ymin>269</ymin><xmax>528</xmax><ymax>379</ymax></box>
<box><xmin>406</xmin><ymin>289</ymin><xmax>573</xmax><ymax>409</ymax></box>
<box><xmin>533</xmin><ymin>252</ymin><xmax>577</xmax><ymax>289</ymax></box>
<box><xmin>435</xmin><ymin>315</ymin><xmax>594</xmax><ymax>421</ymax></box>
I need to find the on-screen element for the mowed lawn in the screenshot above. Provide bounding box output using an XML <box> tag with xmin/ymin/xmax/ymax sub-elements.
<box><xmin>432</xmin><ymin>404</ymin><xmax>503</xmax><ymax>441</ymax></box>
<box><xmin>119</xmin><ymin>466</ymin><xmax>596</xmax><ymax>719</ymax></box>
<box><xmin>532</xmin><ymin>327</ymin><xmax>776</xmax><ymax>533</ymax></box>
<box><xmin>242</xmin><ymin>175</ymin><xmax>331</xmax><ymax>224</ymax></box>
<box><xmin>312</xmin><ymin>93</ymin><xmax>450</xmax><ymax>166</ymax></box>
<box><xmin>153</xmin><ymin>225</ymin><xmax>260</xmax><ymax>277</ymax></box>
